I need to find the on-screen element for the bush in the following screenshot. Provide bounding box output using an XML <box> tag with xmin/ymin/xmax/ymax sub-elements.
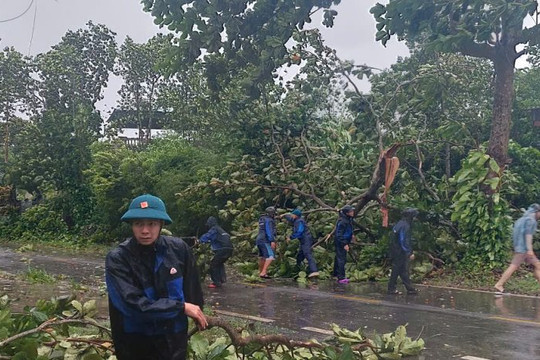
<box><xmin>8</xmin><ymin>203</ymin><xmax>68</xmax><ymax>240</ymax></box>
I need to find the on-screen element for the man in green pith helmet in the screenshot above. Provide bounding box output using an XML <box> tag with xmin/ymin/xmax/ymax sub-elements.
<box><xmin>105</xmin><ymin>194</ymin><xmax>207</xmax><ymax>360</ymax></box>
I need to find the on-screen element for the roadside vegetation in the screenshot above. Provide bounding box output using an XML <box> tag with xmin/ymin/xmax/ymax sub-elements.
<box><xmin>0</xmin><ymin>294</ymin><xmax>424</xmax><ymax>359</ymax></box>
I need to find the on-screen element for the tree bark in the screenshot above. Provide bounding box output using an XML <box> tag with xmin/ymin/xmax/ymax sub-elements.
<box><xmin>487</xmin><ymin>49</ymin><xmax>516</xmax><ymax>167</ymax></box>
<box><xmin>445</xmin><ymin>143</ymin><xmax>451</xmax><ymax>179</ymax></box>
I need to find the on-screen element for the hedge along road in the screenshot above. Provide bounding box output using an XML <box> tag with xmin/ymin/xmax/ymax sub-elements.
<box><xmin>1</xmin><ymin>245</ymin><xmax>540</xmax><ymax>359</ymax></box>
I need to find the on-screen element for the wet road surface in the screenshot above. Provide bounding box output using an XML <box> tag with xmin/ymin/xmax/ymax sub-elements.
<box><xmin>1</xmin><ymin>246</ymin><xmax>540</xmax><ymax>359</ymax></box>
<box><xmin>205</xmin><ymin>281</ymin><xmax>540</xmax><ymax>359</ymax></box>
<box><xmin>0</xmin><ymin>246</ymin><xmax>104</xmax><ymax>283</ymax></box>
<box><xmin>0</xmin><ymin>246</ymin><xmax>108</xmax><ymax>315</ymax></box>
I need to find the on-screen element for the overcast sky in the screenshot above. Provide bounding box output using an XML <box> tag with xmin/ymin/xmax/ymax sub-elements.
<box><xmin>0</xmin><ymin>0</ymin><xmax>409</xmax><ymax>112</ymax></box>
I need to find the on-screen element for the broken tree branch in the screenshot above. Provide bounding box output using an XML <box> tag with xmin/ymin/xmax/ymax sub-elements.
<box><xmin>300</xmin><ymin>127</ymin><xmax>312</xmax><ymax>172</ymax></box>
<box><xmin>413</xmin><ymin>141</ymin><xmax>440</xmax><ymax>201</ymax></box>
<box><xmin>271</xmin><ymin>125</ymin><xmax>289</xmax><ymax>176</ymax></box>
<box><xmin>0</xmin><ymin>318</ymin><xmax>111</xmax><ymax>349</ymax></box>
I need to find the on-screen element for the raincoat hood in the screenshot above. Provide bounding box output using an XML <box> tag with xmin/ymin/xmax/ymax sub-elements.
<box><xmin>206</xmin><ymin>216</ymin><xmax>218</xmax><ymax>227</ymax></box>
<box><xmin>526</xmin><ymin>204</ymin><xmax>540</xmax><ymax>215</ymax></box>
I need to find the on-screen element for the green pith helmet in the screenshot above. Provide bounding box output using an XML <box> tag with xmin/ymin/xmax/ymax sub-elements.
<box><xmin>121</xmin><ymin>194</ymin><xmax>172</xmax><ymax>224</ymax></box>
<box><xmin>291</xmin><ymin>208</ymin><xmax>302</xmax><ymax>217</ymax></box>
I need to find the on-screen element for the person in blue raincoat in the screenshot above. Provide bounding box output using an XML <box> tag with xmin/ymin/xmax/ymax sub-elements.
<box><xmin>256</xmin><ymin>206</ymin><xmax>277</xmax><ymax>278</ymax></box>
<box><xmin>388</xmin><ymin>208</ymin><xmax>419</xmax><ymax>295</ymax></box>
<box><xmin>495</xmin><ymin>204</ymin><xmax>540</xmax><ymax>295</ymax></box>
<box><xmin>333</xmin><ymin>205</ymin><xmax>356</xmax><ymax>284</ymax></box>
<box><xmin>285</xmin><ymin>209</ymin><xmax>319</xmax><ymax>278</ymax></box>
<box><xmin>199</xmin><ymin>216</ymin><xmax>233</xmax><ymax>288</ymax></box>
<box><xmin>105</xmin><ymin>194</ymin><xmax>207</xmax><ymax>360</ymax></box>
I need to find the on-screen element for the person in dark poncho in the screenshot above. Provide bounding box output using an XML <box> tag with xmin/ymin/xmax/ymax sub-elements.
<box><xmin>105</xmin><ymin>194</ymin><xmax>207</xmax><ymax>360</ymax></box>
<box><xmin>333</xmin><ymin>205</ymin><xmax>355</xmax><ymax>284</ymax></box>
<box><xmin>284</xmin><ymin>209</ymin><xmax>319</xmax><ymax>278</ymax></box>
<box><xmin>199</xmin><ymin>216</ymin><xmax>233</xmax><ymax>288</ymax></box>
<box><xmin>256</xmin><ymin>206</ymin><xmax>277</xmax><ymax>279</ymax></box>
<box><xmin>387</xmin><ymin>208</ymin><xmax>419</xmax><ymax>295</ymax></box>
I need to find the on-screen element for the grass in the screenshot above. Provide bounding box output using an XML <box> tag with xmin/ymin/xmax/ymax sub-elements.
<box><xmin>423</xmin><ymin>267</ymin><xmax>540</xmax><ymax>295</ymax></box>
<box><xmin>0</xmin><ymin>237</ymin><xmax>112</xmax><ymax>258</ymax></box>
<box><xmin>21</xmin><ymin>267</ymin><xmax>57</xmax><ymax>284</ymax></box>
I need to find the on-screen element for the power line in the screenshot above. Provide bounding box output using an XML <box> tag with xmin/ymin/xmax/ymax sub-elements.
<box><xmin>27</xmin><ymin>0</ymin><xmax>38</xmax><ymax>55</ymax></box>
<box><xmin>0</xmin><ymin>0</ymin><xmax>35</xmax><ymax>23</ymax></box>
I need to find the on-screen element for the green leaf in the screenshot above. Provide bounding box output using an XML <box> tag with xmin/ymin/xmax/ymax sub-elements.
<box><xmin>488</xmin><ymin>158</ymin><xmax>500</xmax><ymax>173</ymax></box>
<box><xmin>484</xmin><ymin>177</ymin><xmax>500</xmax><ymax>190</ymax></box>
<box><xmin>189</xmin><ymin>333</ymin><xmax>209</xmax><ymax>356</ymax></box>
<box><xmin>337</xmin><ymin>345</ymin><xmax>354</xmax><ymax>360</ymax></box>
<box><xmin>71</xmin><ymin>300</ymin><xmax>83</xmax><ymax>313</ymax></box>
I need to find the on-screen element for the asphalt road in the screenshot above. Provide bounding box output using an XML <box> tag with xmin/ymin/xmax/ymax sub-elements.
<box><xmin>1</xmin><ymin>246</ymin><xmax>540</xmax><ymax>359</ymax></box>
<box><xmin>205</xmin><ymin>280</ymin><xmax>540</xmax><ymax>360</ymax></box>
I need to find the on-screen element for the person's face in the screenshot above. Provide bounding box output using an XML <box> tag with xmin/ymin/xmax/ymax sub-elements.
<box><xmin>536</xmin><ymin>211</ymin><xmax>540</xmax><ymax>221</ymax></box>
<box><xmin>131</xmin><ymin>219</ymin><xmax>163</xmax><ymax>246</ymax></box>
<box><xmin>346</xmin><ymin>210</ymin><xmax>354</xmax><ymax>217</ymax></box>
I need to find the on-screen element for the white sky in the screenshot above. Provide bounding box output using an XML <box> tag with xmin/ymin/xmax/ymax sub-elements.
<box><xmin>0</xmin><ymin>0</ymin><xmax>409</xmax><ymax>114</ymax></box>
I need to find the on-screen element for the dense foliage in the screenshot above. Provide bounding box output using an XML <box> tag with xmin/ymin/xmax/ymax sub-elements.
<box><xmin>0</xmin><ymin>0</ymin><xmax>538</xmax><ymax>288</ymax></box>
<box><xmin>371</xmin><ymin>0</ymin><xmax>540</xmax><ymax>167</ymax></box>
<box><xmin>0</xmin><ymin>3</ymin><xmax>539</xmax><ymax>358</ymax></box>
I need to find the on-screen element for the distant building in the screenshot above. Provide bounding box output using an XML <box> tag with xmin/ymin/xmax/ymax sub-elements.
<box><xmin>532</xmin><ymin>108</ymin><xmax>540</xmax><ymax>128</ymax></box>
<box><xmin>106</xmin><ymin>109</ymin><xmax>175</xmax><ymax>140</ymax></box>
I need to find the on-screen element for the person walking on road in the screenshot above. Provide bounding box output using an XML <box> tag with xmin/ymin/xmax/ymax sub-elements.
<box><xmin>105</xmin><ymin>194</ymin><xmax>207</xmax><ymax>360</ymax></box>
<box><xmin>494</xmin><ymin>204</ymin><xmax>540</xmax><ymax>295</ymax></box>
<box><xmin>199</xmin><ymin>216</ymin><xmax>234</xmax><ymax>288</ymax></box>
<box><xmin>333</xmin><ymin>205</ymin><xmax>355</xmax><ymax>284</ymax></box>
<box><xmin>285</xmin><ymin>209</ymin><xmax>319</xmax><ymax>278</ymax></box>
<box><xmin>388</xmin><ymin>208</ymin><xmax>419</xmax><ymax>295</ymax></box>
<box><xmin>256</xmin><ymin>206</ymin><xmax>277</xmax><ymax>279</ymax></box>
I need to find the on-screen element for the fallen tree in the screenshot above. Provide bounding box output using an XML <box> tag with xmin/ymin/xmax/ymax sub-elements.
<box><xmin>0</xmin><ymin>296</ymin><xmax>424</xmax><ymax>359</ymax></box>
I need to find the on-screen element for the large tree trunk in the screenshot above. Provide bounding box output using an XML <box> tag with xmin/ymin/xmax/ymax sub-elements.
<box><xmin>487</xmin><ymin>51</ymin><xmax>516</xmax><ymax>167</ymax></box>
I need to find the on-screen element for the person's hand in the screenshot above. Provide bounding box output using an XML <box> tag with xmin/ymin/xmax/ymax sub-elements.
<box><xmin>344</xmin><ymin>244</ymin><xmax>349</xmax><ymax>252</ymax></box>
<box><xmin>286</xmin><ymin>237</ymin><xmax>291</xmax><ymax>244</ymax></box>
<box><xmin>184</xmin><ymin>303</ymin><xmax>208</xmax><ymax>330</ymax></box>
<box><xmin>409</xmin><ymin>253</ymin><xmax>415</xmax><ymax>261</ymax></box>
<box><xmin>527</xmin><ymin>250</ymin><xmax>535</xmax><ymax>256</ymax></box>
<box><xmin>271</xmin><ymin>242</ymin><xmax>276</xmax><ymax>250</ymax></box>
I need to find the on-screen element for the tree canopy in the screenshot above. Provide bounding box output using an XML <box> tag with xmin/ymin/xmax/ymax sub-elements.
<box><xmin>141</xmin><ymin>0</ymin><xmax>342</xmax><ymax>95</ymax></box>
<box><xmin>371</xmin><ymin>0</ymin><xmax>540</xmax><ymax>166</ymax></box>
<box><xmin>0</xmin><ymin>3</ymin><xmax>539</xmax><ymax>286</ymax></box>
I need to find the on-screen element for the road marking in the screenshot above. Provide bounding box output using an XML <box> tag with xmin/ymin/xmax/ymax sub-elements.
<box><xmin>461</xmin><ymin>356</ymin><xmax>491</xmax><ymax>360</ymax></box>
<box><xmin>301</xmin><ymin>327</ymin><xmax>334</xmax><ymax>335</ymax></box>
<box><xmin>332</xmin><ymin>294</ymin><xmax>382</xmax><ymax>305</ymax></box>
<box><xmin>214</xmin><ymin>310</ymin><xmax>275</xmax><ymax>323</ymax></box>
<box><xmin>488</xmin><ymin>315</ymin><xmax>540</xmax><ymax>326</ymax></box>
